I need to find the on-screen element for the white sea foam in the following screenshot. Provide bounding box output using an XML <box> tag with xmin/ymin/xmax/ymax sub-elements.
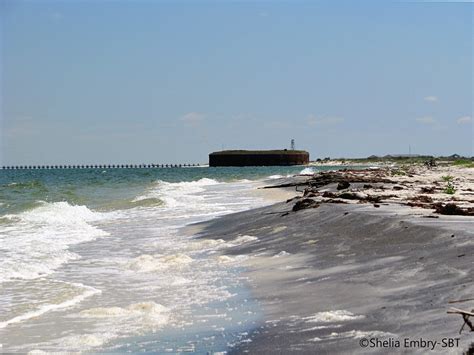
<box><xmin>80</xmin><ymin>301</ymin><xmax>169</xmax><ymax>320</ymax></box>
<box><xmin>236</xmin><ymin>179</ymin><xmax>252</xmax><ymax>183</ymax></box>
<box><xmin>216</xmin><ymin>255</ymin><xmax>248</xmax><ymax>264</ymax></box>
<box><xmin>227</xmin><ymin>235</ymin><xmax>258</xmax><ymax>246</ymax></box>
<box><xmin>310</xmin><ymin>330</ymin><xmax>395</xmax><ymax>342</ymax></box>
<box><xmin>302</xmin><ymin>324</ymin><xmax>343</xmax><ymax>331</ymax></box>
<box><xmin>0</xmin><ymin>202</ymin><xmax>110</xmax><ymax>283</ymax></box>
<box><xmin>169</xmin><ymin>276</ymin><xmax>190</xmax><ymax>285</ymax></box>
<box><xmin>299</xmin><ymin>167</ymin><xmax>315</xmax><ymax>175</ymax></box>
<box><xmin>267</xmin><ymin>174</ymin><xmax>284</xmax><ymax>179</ymax></box>
<box><xmin>272</xmin><ymin>226</ymin><xmax>287</xmax><ymax>233</ymax></box>
<box><xmin>1</xmin><ymin>176</ymin><xmax>271</xmax><ymax>352</ymax></box>
<box><xmin>217</xmin><ymin>255</ymin><xmax>236</xmax><ymax>263</ymax></box>
<box><xmin>161</xmin><ymin>253</ymin><xmax>194</xmax><ymax>265</ymax></box>
<box><xmin>303</xmin><ymin>310</ymin><xmax>364</xmax><ymax>323</ymax></box>
<box><xmin>57</xmin><ymin>333</ymin><xmax>112</xmax><ymax>349</ymax></box>
<box><xmin>126</xmin><ymin>254</ymin><xmax>165</xmax><ymax>272</ymax></box>
<box><xmin>187</xmin><ymin>239</ymin><xmax>226</xmax><ymax>250</ymax></box>
<box><xmin>273</xmin><ymin>251</ymin><xmax>291</xmax><ymax>257</ymax></box>
<box><xmin>59</xmin><ymin>302</ymin><xmax>170</xmax><ymax>349</ymax></box>
<box><xmin>0</xmin><ymin>283</ymin><xmax>100</xmax><ymax>329</ymax></box>
<box><xmin>126</xmin><ymin>253</ymin><xmax>193</xmax><ymax>272</ymax></box>
<box><xmin>11</xmin><ymin>201</ymin><xmax>103</xmax><ymax>225</ymax></box>
<box><xmin>147</xmin><ymin>178</ymin><xmax>219</xmax><ymax>202</ymax></box>
<box><xmin>130</xmin><ymin>177</ymin><xmax>269</xmax><ymax>227</ymax></box>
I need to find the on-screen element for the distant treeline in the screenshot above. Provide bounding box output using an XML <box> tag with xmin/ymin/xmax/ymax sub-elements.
<box><xmin>314</xmin><ymin>154</ymin><xmax>473</xmax><ymax>162</ymax></box>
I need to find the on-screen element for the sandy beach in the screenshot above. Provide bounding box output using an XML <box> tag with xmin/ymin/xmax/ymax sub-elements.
<box><xmin>190</xmin><ymin>165</ymin><xmax>474</xmax><ymax>354</ymax></box>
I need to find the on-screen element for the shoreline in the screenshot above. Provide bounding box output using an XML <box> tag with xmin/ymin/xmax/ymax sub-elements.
<box><xmin>188</xmin><ymin>166</ymin><xmax>474</xmax><ymax>353</ymax></box>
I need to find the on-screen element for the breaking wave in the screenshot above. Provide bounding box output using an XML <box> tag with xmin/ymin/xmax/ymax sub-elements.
<box><xmin>299</xmin><ymin>167</ymin><xmax>315</xmax><ymax>175</ymax></box>
<box><xmin>0</xmin><ymin>201</ymin><xmax>110</xmax><ymax>282</ymax></box>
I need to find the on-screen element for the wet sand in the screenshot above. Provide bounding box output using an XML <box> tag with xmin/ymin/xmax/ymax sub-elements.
<box><xmin>189</xmin><ymin>168</ymin><xmax>474</xmax><ymax>354</ymax></box>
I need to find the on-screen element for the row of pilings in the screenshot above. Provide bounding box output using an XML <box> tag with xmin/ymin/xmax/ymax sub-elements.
<box><xmin>1</xmin><ymin>164</ymin><xmax>200</xmax><ymax>170</ymax></box>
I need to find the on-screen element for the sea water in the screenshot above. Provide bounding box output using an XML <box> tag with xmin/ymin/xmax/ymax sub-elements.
<box><xmin>0</xmin><ymin>165</ymin><xmax>333</xmax><ymax>353</ymax></box>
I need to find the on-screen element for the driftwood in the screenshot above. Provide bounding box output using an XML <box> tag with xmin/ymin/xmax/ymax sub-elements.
<box><xmin>447</xmin><ymin>307</ymin><xmax>474</xmax><ymax>334</ymax></box>
<box><xmin>262</xmin><ymin>170</ymin><xmax>396</xmax><ymax>190</ymax></box>
<box><xmin>449</xmin><ymin>298</ymin><xmax>474</xmax><ymax>304</ymax></box>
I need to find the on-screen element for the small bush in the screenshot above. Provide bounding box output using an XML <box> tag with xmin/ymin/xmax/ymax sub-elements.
<box><xmin>392</xmin><ymin>170</ymin><xmax>406</xmax><ymax>176</ymax></box>
<box><xmin>444</xmin><ymin>181</ymin><xmax>456</xmax><ymax>195</ymax></box>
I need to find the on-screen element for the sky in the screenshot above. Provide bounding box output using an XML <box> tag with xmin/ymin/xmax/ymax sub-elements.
<box><xmin>0</xmin><ymin>0</ymin><xmax>472</xmax><ymax>165</ymax></box>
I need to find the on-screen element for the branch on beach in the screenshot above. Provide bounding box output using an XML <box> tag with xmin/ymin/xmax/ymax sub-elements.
<box><xmin>449</xmin><ymin>298</ymin><xmax>474</xmax><ymax>304</ymax></box>
<box><xmin>447</xmin><ymin>307</ymin><xmax>474</xmax><ymax>334</ymax></box>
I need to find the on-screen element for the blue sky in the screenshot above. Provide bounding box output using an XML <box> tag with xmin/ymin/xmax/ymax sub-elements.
<box><xmin>1</xmin><ymin>0</ymin><xmax>472</xmax><ymax>164</ymax></box>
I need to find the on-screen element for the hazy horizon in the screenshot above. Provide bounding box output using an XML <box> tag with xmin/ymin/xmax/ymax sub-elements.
<box><xmin>1</xmin><ymin>0</ymin><xmax>472</xmax><ymax>165</ymax></box>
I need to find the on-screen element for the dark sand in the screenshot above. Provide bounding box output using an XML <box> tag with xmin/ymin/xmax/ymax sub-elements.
<box><xmin>190</xmin><ymin>193</ymin><xmax>474</xmax><ymax>354</ymax></box>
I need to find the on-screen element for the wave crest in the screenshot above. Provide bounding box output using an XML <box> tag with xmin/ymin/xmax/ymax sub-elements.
<box><xmin>299</xmin><ymin>167</ymin><xmax>315</xmax><ymax>175</ymax></box>
<box><xmin>0</xmin><ymin>202</ymin><xmax>109</xmax><ymax>282</ymax></box>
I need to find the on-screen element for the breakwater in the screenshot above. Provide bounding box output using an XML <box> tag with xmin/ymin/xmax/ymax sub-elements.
<box><xmin>0</xmin><ymin>164</ymin><xmax>200</xmax><ymax>170</ymax></box>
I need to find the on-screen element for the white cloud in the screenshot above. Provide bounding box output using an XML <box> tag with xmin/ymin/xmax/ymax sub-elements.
<box><xmin>424</xmin><ymin>96</ymin><xmax>438</xmax><ymax>102</ymax></box>
<box><xmin>307</xmin><ymin>115</ymin><xmax>344</xmax><ymax>126</ymax></box>
<box><xmin>416</xmin><ymin>116</ymin><xmax>436</xmax><ymax>124</ymax></box>
<box><xmin>179</xmin><ymin>112</ymin><xmax>205</xmax><ymax>125</ymax></box>
<box><xmin>456</xmin><ymin>116</ymin><xmax>472</xmax><ymax>124</ymax></box>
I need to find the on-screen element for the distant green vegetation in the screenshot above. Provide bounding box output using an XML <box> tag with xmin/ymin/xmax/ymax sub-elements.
<box><xmin>325</xmin><ymin>155</ymin><xmax>473</xmax><ymax>168</ymax></box>
<box><xmin>340</xmin><ymin>155</ymin><xmax>436</xmax><ymax>165</ymax></box>
<box><xmin>453</xmin><ymin>159</ymin><xmax>474</xmax><ymax>168</ymax></box>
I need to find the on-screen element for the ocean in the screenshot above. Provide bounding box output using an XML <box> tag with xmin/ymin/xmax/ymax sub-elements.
<box><xmin>0</xmin><ymin>165</ymin><xmax>330</xmax><ymax>353</ymax></box>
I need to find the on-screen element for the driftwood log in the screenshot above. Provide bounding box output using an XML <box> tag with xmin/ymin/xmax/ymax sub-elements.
<box><xmin>447</xmin><ymin>307</ymin><xmax>474</xmax><ymax>334</ymax></box>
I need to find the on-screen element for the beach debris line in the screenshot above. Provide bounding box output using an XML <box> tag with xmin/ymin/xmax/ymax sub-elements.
<box><xmin>433</xmin><ymin>203</ymin><xmax>474</xmax><ymax>216</ymax></box>
<box><xmin>266</xmin><ymin>169</ymin><xmax>397</xmax><ymax>190</ymax></box>
<box><xmin>337</xmin><ymin>181</ymin><xmax>351</xmax><ymax>190</ymax></box>
<box><xmin>269</xmin><ymin>166</ymin><xmax>474</xmax><ymax>217</ymax></box>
